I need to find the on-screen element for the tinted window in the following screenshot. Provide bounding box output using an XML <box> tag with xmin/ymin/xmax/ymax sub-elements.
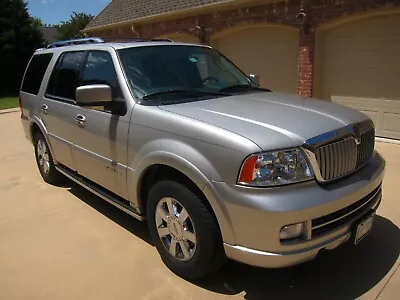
<box><xmin>118</xmin><ymin>46</ymin><xmax>251</xmax><ymax>99</ymax></box>
<box><xmin>81</xmin><ymin>51</ymin><xmax>122</xmax><ymax>99</ymax></box>
<box><xmin>21</xmin><ymin>53</ymin><xmax>53</xmax><ymax>95</ymax></box>
<box><xmin>46</xmin><ymin>51</ymin><xmax>85</xmax><ymax>100</ymax></box>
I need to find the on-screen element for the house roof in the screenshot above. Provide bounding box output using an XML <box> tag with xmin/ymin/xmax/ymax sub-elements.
<box><xmin>40</xmin><ymin>27</ymin><xmax>59</xmax><ymax>43</ymax></box>
<box><xmin>85</xmin><ymin>0</ymin><xmax>236</xmax><ymax>30</ymax></box>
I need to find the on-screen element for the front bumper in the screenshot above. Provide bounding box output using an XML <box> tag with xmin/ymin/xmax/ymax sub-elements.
<box><xmin>224</xmin><ymin>231</ymin><xmax>352</xmax><ymax>268</ymax></box>
<box><xmin>203</xmin><ymin>151</ymin><xmax>385</xmax><ymax>268</ymax></box>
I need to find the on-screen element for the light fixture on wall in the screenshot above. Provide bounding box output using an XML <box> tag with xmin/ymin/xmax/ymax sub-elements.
<box><xmin>131</xmin><ymin>24</ymin><xmax>139</xmax><ymax>37</ymax></box>
<box><xmin>296</xmin><ymin>8</ymin><xmax>310</xmax><ymax>34</ymax></box>
<box><xmin>189</xmin><ymin>24</ymin><xmax>209</xmax><ymax>42</ymax></box>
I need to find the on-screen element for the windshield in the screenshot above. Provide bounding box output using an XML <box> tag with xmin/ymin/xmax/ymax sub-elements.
<box><xmin>118</xmin><ymin>45</ymin><xmax>264</xmax><ymax>103</ymax></box>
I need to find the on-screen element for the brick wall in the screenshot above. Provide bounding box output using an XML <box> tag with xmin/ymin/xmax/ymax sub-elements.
<box><xmin>298</xmin><ymin>30</ymin><xmax>315</xmax><ymax>97</ymax></box>
<box><xmin>139</xmin><ymin>0</ymin><xmax>300</xmax><ymax>39</ymax></box>
<box><xmin>92</xmin><ymin>0</ymin><xmax>399</xmax><ymax>97</ymax></box>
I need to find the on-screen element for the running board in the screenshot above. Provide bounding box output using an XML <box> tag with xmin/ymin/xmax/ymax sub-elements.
<box><xmin>55</xmin><ymin>165</ymin><xmax>145</xmax><ymax>221</ymax></box>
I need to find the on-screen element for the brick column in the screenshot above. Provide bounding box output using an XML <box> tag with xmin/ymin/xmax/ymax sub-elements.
<box><xmin>297</xmin><ymin>29</ymin><xmax>315</xmax><ymax>97</ymax></box>
<box><xmin>201</xmin><ymin>29</ymin><xmax>210</xmax><ymax>45</ymax></box>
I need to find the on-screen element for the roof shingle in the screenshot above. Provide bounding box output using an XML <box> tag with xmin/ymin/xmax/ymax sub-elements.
<box><xmin>40</xmin><ymin>27</ymin><xmax>59</xmax><ymax>43</ymax></box>
<box><xmin>86</xmin><ymin>0</ymin><xmax>236</xmax><ymax>30</ymax></box>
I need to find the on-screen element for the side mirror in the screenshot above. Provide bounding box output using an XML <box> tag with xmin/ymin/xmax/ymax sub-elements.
<box><xmin>249</xmin><ymin>74</ymin><xmax>260</xmax><ymax>87</ymax></box>
<box><xmin>76</xmin><ymin>84</ymin><xmax>112</xmax><ymax>106</ymax></box>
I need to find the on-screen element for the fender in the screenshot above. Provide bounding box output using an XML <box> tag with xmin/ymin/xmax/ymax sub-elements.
<box><xmin>28</xmin><ymin>115</ymin><xmax>58</xmax><ymax>164</ymax></box>
<box><xmin>127</xmin><ymin>139</ymin><xmax>235</xmax><ymax>243</ymax></box>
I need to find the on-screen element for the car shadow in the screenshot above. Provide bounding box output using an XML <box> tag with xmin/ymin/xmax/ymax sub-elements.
<box><xmin>66</xmin><ymin>179</ymin><xmax>153</xmax><ymax>246</ymax></box>
<box><xmin>64</xmin><ymin>180</ymin><xmax>399</xmax><ymax>299</ymax></box>
<box><xmin>196</xmin><ymin>215</ymin><xmax>400</xmax><ymax>299</ymax></box>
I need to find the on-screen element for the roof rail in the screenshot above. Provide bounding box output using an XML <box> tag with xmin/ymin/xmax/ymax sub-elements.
<box><xmin>101</xmin><ymin>37</ymin><xmax>174</xmax><ymax>43</ymax></box>
<box><xmin>46</xmin><ymin>37</ymin><xmax>105</xmax><ymax>49</ymax></box>
<box><xmin>148</xmin><ymin>38</ymin><xmax>174</xmax><ymax>42</ymax></box>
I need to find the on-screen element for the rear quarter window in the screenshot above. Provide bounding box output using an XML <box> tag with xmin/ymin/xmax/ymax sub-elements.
<box><xmin>21</xmin><ymin>53</ymin><xmax>53</xmax><ymax>95</ymax></box>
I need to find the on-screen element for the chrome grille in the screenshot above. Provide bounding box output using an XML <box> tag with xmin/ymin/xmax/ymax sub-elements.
<box><xmin>315</xmin><ymin>138</ymin><xmax>357</xmax><ymax>180</ymax></box>
<box><xmin>314</xmin><ymin>128</ymin><xmax>375</xmax><ymax>181</ymax></box>
<box><xmin>303</xmin><ymin>120</ymin><xmax>375</xmax><ymax>182</ymax></box>
<box><xmin>356</xmin><ymin>128</ymin><xmax>375</xmax><ymax>168</ymax></box>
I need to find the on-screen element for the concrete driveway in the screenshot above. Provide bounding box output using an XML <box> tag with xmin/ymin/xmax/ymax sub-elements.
<box><xmin>0</xmin><ymin>111</ymin><xmax>399</xmax><ymax>300</ymax></box>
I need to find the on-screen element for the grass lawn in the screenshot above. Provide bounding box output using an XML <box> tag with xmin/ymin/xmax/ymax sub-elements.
<box><xmin>0</xmin><ymin>97</ymin><xmax>19</xmax><ymax>110</ymax></box>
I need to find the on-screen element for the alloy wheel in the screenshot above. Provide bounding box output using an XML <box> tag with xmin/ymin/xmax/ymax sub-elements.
<box><xmin>155</xmin><ymin>197</ymin><xmax>197</xmax><ymax>261</ymax></box>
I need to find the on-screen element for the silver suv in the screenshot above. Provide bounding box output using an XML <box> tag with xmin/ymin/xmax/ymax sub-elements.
<box><xmin>20</xmin><ymin>39</ymin><xmax>385</xmax><ymax>280</ymax></box>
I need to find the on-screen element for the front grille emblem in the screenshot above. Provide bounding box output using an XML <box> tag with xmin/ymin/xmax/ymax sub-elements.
<box><xmin>353</xmin><ymin>126</ymin><xmax>361</xmax><ymax>145</ymax></box>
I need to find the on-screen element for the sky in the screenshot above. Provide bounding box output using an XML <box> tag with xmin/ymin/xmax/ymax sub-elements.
<box><xmin>26</xmin><ymin>0</ymin><xmax>110</xmax><ymax>25</ymax></box>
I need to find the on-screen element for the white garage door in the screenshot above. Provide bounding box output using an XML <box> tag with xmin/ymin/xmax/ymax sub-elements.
<box><xmin>211</xmin><ymin>26</ymin><xmax>299</xmax><ymax>93</ymax></box>
<box><xmin>315</xmin><ymin>14</ymin><xmax>400</xmax><ymax>140</ymax></box>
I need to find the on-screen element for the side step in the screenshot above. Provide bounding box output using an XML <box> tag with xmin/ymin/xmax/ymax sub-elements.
<box><xmin>55</xmin><ymin>165</ymin><xmax>145</xmax><ymax>221</ymax></box>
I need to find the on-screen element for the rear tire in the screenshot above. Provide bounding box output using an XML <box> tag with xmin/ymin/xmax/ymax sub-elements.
<box><xmin>147</xmin><ymin>180</ymin><xmax>225</xmax><ymax>280</ymax></box>
<box><xmin>34</xmin><ymin>132</ymin><xmax>63</xmax><ymax>184</ymax></box>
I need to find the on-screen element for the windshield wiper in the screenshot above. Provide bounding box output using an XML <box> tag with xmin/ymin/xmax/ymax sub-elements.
<box><xmin>219</xmin><ymin>84</ymin><xmax>270</xmax><ymax>92</ymax></box>
<box><xmin>142</xmin><ymin>89</ymin><xmax>226</xmax><ymax>100</ymax></box>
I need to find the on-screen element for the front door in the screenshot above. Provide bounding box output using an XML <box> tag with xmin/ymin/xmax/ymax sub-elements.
<box><xmin>71</xmin><ymin>50</ymin><xmax>129</xmax><ymax>198</ymax></box>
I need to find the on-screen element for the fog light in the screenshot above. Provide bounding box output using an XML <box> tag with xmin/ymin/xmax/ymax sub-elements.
<box><xmin>280</xmin><ymin>223</ymin><xmax>304</xmax><ymax>240</ymax></box>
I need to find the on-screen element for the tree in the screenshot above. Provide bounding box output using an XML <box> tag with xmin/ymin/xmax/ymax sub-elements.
<box><xmin>0</xmin><ymin>0</ymin><xmax>44</xmax><ymax>95</ymax></box>
<box><xmin>32</xmin><ymin>17</ymin><xmax>44</xmax><ymax>28</ymax></box>
<box><xmin>32</xmin><ymin>17</ymin><xmax>53</xmax><ymax>28</ymax></box>
<box><xmin>57</xmin><ymin>12</ymin><xmax>93</xmax><ymax>40</ymax></box>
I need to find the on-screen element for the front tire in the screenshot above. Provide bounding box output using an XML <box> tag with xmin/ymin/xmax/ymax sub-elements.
<box><xmin>34</xmin><ymin>132</ymin><xmax>63</xmax><ymax>184</ymax></box>
<box><xmin>147</xmin><ymin>180</ymin><xmax>225</xmax><ymax>280</ymax></box>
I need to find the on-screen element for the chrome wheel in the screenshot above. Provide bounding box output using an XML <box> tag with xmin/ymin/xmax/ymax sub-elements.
<box><xmin>37</xmin><ymin>139</ymin><xmax>50</xmax><ymax>174</ymax></box>
<box><xmin>155</xmin><ymin>197</ymin><xmax>197</xmax><ymax>261</ymax></box>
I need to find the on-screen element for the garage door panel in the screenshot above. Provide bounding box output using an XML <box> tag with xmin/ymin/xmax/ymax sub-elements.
<box><xmin>333</xmin><ymin>103</ymin><xmax>380</xmax><ymax>126</ymax></box>
<box><xmin>361</xmin><ymin>111</ymin><xmax>379</xmax><ymax>126</ymax></box>
<box><xmin>382</xmin><ymin>112</ymin><xmax>400</xmax><ymax>137</ymax></box>
<box><xmin>317</xmin><ymin>14</ymin><xmax>400</xmax><ymax>139</ymax></box>
<box><xmin>332</xmin><ymin>96</ymin><xmax>400</xmax><ymax>139</ymax></box>
<box><xmin>326</xmin><ymin>79</ymin><xmax>388</xmax><ymax>101</ymax></box>
<box><xmin>212</xmin><ymin>27</ymin><xmax>298</xmax><ymax>93</ymax></box>
<box><xmin>331</xmin><ymin>15</ymin><xmax>398</xmax><ymax>36</ymax></box>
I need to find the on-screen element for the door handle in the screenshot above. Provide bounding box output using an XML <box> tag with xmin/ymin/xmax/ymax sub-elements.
<box><xmin>41</xmin><ymin>104</ymin><xmax>48</xmax><ymax>114</ymax></box>
<box><xmin>76</xmin><ymin>114</ymin><xmax>86</xmax><ymax>127</ymax></box>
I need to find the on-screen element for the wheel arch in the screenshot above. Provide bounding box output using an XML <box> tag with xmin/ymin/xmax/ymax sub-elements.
<box><xmin>29</xmin><ymin>117</ymin><xmax>57</xmax><ymax>162</ymax></box>
<box><xmin>131</xmin><ymin>157</ymin><xmax>235</xmax><ymax>244</ymax></box>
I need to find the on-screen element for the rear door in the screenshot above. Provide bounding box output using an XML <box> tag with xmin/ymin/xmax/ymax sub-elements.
<box><xmin>71</xmin><ymin>50</ymin><xmax>129</xmax><ymax>198</ymax></box>
<box><xmin>20</xmin><ymin>52</ymin><xmax>54</xmax><ymax>138</ymax></box>
<box><xmin>43</xmin><ymin>51</ymin><xmax>86</xmax><ymax>170</ymax></box>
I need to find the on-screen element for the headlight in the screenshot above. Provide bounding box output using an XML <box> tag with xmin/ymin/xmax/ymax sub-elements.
<box><xmin>238</xmin><ymin>148</ymin><xmax>314</xmax><ymax>187</ymax></box>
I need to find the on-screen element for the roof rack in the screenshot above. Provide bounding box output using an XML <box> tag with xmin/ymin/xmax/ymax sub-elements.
<box><xmin>46</xmin><ymin>37</ymin><xmax>105</xmax><ymax>49</ymax></box>
<box><xmin>147</xmin><ymin>38</ymin><xmax>174</xmax><ymax>42</ymax></box>
<box><xmin>45</xmin><ymin>37</ymin><xmax>174</xmax><ymax>49</ymax></box>
<box><xmin>102</xmin><ymin>37</ymin><xmax>174</xmax><ymax>43</ymax></box>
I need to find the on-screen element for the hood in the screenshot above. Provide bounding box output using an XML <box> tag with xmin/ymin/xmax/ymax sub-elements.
<box><xmin>159</xmin><ymin>92</ymin><xmax>369</xmax><ymax>150</ymax></box>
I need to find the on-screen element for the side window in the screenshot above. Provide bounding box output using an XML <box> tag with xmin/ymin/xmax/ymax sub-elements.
<box><xmin>46</xmin><ymin>51</ymin><xmax>85</xmax><ymax>100</ymax></box>
<box><xmin>81</xmin><ymin>51</ymin><xmax>122</xmax><ymax>100</ymax></box>
<box><xmin>21</xmin><ymin>53</ymin><xmax>53</xmax><ymax>95</ymax></box>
